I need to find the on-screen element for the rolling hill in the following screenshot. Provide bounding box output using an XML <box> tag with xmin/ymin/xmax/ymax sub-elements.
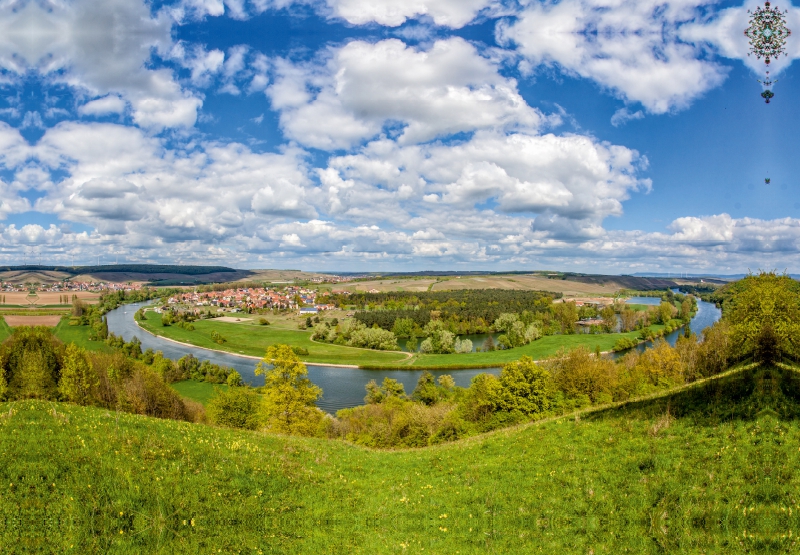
<box><xmin>2</xmin><ymin>363</ymin><xmax>796</xmax><ymax>553</ymax></box>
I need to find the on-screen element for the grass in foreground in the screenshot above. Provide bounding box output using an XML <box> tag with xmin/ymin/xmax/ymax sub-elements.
<box><xmin>1</xmin><ymin>365</ymin><xmax>798</xmax><ymax>553</ymax></box>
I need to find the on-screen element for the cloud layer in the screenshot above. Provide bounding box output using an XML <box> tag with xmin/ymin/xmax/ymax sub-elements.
<box><xmin>0</xmin><ymin>0</ymin><xmax>795</xmax><ymax>272</ymax></box>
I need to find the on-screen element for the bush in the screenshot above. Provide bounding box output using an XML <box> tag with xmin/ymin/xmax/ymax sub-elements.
<box><xmin>258</xmin><ymin>318</ymin><xmax>270</xmax><ymax>326</ymax></box>
<box><xmin>227</xmin><ymin>370</ymin><xmax>243</xmax><ymax>387</ymax></box>
<box><xmin>207</xmin><ymin>387</ymin><xmax>261</xmax><ymax>429</ymax></box>
<box><xmin>118</xmin><ymin>367</ymin><xmax>190</xmax><ymax>421</ymax></box>
<box><xmin>613</xmin><ymin>337</ymin><xmax>639</xmax><ymax>352</ymax></box>
<box><xmin>210</xmin><ymin>330</ymin><xmax>227</xmax><ymax>344</ymax></box>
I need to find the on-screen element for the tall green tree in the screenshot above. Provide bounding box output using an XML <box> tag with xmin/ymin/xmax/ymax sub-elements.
<box><xmin>255</xmin><ymin>344</ymin><xmax>323</xmax><ymax>435</ymax></box>
<box><xmin>497</xmin><ymin>356</ymin><xmax>552</xmax><ymax>416</ymax></box>
<box><xmin>728</xmin><ymin>272</ymin><xmax>800</xmax><ymax>363</ymax></box>
<box><xmin>58</xmin><ymin>343</ymin><xmax>98</xmax><ymax>405</ymax></box>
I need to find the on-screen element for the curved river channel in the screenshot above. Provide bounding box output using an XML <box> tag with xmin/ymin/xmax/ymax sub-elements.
<box><xmin>107</xmin><ymin>299</ymin><xmax>721</xmax><ymax>413</ymax></box>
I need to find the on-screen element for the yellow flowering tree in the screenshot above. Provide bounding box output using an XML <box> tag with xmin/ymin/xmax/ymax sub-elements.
<box><xmin>58</xmin><ymin>343</ymin><xmax>98</xmax><ymax>405</ymax></box>
<box><xmin>255</xmin><ymin>344</ymin><xmax>323</xmax><ymax>436</ymax></box>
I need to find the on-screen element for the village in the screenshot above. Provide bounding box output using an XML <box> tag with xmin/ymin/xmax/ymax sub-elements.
<box><xmin>0</xmin><ymin>280</ymin><xmax>143</xmax><ymax>293</ymax></box>
<box><xmin>165</xmin><ymin>285</ymin><xmax>337</xmax><ymax>313</ymax></box>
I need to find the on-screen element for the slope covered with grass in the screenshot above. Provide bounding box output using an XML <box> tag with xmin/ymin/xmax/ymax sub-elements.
<box><xmin>2</xmin><ymin>364</ymin><xmax>799</xmax><ymax>554</ymax></box>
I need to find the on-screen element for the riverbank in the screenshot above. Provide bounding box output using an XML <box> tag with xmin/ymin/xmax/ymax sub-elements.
<box><xmin>137</xmin><ymin>309</ymin><xmax>667</xmax><ymax>370</ymax></box>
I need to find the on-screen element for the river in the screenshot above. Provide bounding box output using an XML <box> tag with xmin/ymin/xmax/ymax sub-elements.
<box><xmin>106</xmin><ymin>302</ymin><xmax>499</xmax><ymax>413</ymax></box>
<box><xmin>106</xmin><ymin>299</ymin><xmax>721</xmax><ymax>413</ymax></box>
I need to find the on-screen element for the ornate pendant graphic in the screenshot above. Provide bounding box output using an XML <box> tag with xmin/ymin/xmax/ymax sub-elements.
<box><xmin>745</xmin><ymin>2</ymin><xmax>791</xmax><ymax>103</ymax></box>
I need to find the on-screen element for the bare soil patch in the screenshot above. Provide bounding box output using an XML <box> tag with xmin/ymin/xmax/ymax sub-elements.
<box><xmin>4</xmin><ymin>315</ymin><xmax>62</xmax><ymax>327</ymax></box>
<box><xmin>214</xmin><ymin>316</ymin><xmax>253</xmax><ymax>323</ymax></box>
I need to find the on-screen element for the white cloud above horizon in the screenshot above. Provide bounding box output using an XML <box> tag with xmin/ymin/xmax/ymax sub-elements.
<box><xmin>0</xmin><ymin>0</ymin><xmax>796</xmax><ymax>273</ymax></box>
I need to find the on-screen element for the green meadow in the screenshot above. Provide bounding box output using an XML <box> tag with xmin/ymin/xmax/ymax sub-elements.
<box><xmin>138</xmin><ymin>311</ymin><xmax>409</xmax><ymax>366</ymax></box>
<box><xmin>170</xmin><ymin>380</ymin><xmax>228</xmax><ymax>405</ymax></box>
<box><xmin>52</xmin><ymin>319</ymin><xmax>114</xmax><ymax>353</ymax></box>
<box><xmin>1</xmin><ymin>364</ymin><xmax>798</xmax><ymax>554</ymax></box>
<box><xmin>139</xmin><ymin>311</ymin><xmax>659</xmax><ymax>369</ymax></box>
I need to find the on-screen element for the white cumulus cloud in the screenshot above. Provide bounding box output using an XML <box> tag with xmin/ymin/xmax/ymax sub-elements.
<box><xmin>498</xmin><ymin>0</ymin><xmax>729</xmax><ymax>113</ymax></box>
<box><xmin>269</xmin><ymin>38</ymin><xmax>545</xmax><ymax>150</ymax></box>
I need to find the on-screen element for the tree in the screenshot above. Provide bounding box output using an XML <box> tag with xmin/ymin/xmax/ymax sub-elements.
<box><xmin>680</xmin><ymin>299</ymin><xmax>693</xmax><ymax>323</ymax></box>
<box><xmin>392</xmin><ymin>317</ymin><xmax>416</xmax><ymax>338</ymax></box>
<box><xmin>255</xmin><ymin>344</ymin><xmax>323</xmax><ymax>435</ymax></box>
<box><xmin>497</xmin><ymin>356</ymin><xmax>552</xmax><ymax>416</ymax></box>
<box><xmin>728</xmin><ymin>272</ymin><xmax>800</xmax><ymax>363</ymax></box>
<box><xmin>600</xmin><ymin>305</ymin><xmax>617</xmax><ymax>332</ymax></box>
<box><xmin>412</xmin><ymin>371</ymin><xmax>440</xmax><ymax>405</ymax></box>
<box><xmin>207</xmin><ymin>387</ymin><xmax>260</xmax><ymax>429</ymax></box>
<box><xmin>658</xmin><ymin>301</ymin><xmax>676</xmax><ymax>325</ymax></box>
<box><xmin>437</xmin><ymin>374</ymin><xmax>456</xmax><ymax>390</ymax></box>
<box><xmin>620</xmin><ymin>308</ymin><xmax>638</xmax><ymax>332</ymax></box>
<box><xmin>553</xmin><ymin>302</ymin><xmax>578</xmax><ymax>334</ymax></box>
<box><xmin>226</xmin><ymin>370</ymin><xmax>243</xmax><ymax>387</ymax></box>
<box><xmin>461</xmin><ymin>373</ymin><xmax>503</xmax><ymax>422</ymax></box>
<box><xmin>58</xmin><ymin>344</ymin><xmax>98</xmax><ymax>405</ymax></box>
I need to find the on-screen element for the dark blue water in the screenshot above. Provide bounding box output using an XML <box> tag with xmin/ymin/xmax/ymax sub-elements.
<box><xmin>613</xmin><ymin>299</ymin><xmax>721</xmax><ymax>357</ymax></box>
<box><xmin>106</xmin><ymin>302</ymin><xmax>499</xmax><ymax>413</ymax></box>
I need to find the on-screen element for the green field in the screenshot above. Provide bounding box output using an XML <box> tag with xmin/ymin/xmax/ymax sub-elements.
<box><xmin>404</xmin><ymin>326</ymin><xmax>664</xmax><ymax>368</ymax></box>
<box><xmin>170</xmin><ymin>380</ymin><xmax>228</xmax><ymax>405</ymax></box>
<box><xmin>140</xmin><ymin>311</ymin><xmax>662</xmax><ymax>369</ymax></box>
<box><xmin>52</xmin><ymin>320</ymin><xmax>113</xmax><ymax>353</ymax></box>
<box><xmin>1</xmin><ymin>364</ymin><xmax>796</xmax><ymax>553</ymax></box>
<box><xmin>0</xmin><ymin>318</ymin><xmax>10</xmax><ymax>342</ymax></box>
<box><xmin>138</xmin><ymin>311</ymin><xmax>410</xmax><ymax>366</ymax></box>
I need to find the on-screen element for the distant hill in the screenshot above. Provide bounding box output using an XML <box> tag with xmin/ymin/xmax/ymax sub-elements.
<box><xmin>0</xmin><ymin>264</ymin><xmax>249</xmax><ymax>285</ymax></box>
<box><xmin>0</xmin><ymin>264</ymin><xmax>238</xmax><ymax>275</ymax></box>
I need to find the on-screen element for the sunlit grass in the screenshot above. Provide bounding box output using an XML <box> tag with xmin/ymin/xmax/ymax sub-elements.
<box><xmin>1</xmin><ymin>365</ymin><xmax>798</xmax><ymax>553</ymax></box>
<box><xmin>170</xmin><ymin>380</ymin><xmax>229</xmax><ymax>405</ymax></box>
<box><xmin>52</xmin><ymin>319</ymin><xmax>113</xmax><ymax>353</ymax></box>
<box><xmin>138</xmin><ymin>310</ymin><xmax>409</xmax><ymax>366</ymax></box>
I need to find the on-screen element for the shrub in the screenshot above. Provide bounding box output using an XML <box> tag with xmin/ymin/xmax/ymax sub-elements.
<box><xmin>207</xmin><ymin>387</ymin><xmax>261</xmax><ymax>429</ymax></box>
<box><xmin>226</xmin><ymin>370</ymin><xmax>243</xmax><ymax>387</ymax></box>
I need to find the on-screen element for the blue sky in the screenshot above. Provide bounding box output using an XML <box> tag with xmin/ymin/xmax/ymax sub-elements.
<box><xmin>0</xmin><ymin>0</ymin><xmax>799</xmax><ymax>273</ymax></box>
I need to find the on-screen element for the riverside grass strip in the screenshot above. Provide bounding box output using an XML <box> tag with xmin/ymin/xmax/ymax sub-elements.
<box><xmin>139</xmin><ymin>310</ymin><xmax>660</xmax><ymax>370</ymax></box>
<box><xmin>1</xmin><ymin>365</ymin><xmax>799</xmax><ymax>553</ymax></box>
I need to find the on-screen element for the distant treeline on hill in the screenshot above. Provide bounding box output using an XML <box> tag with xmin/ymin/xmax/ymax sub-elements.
<box><xmin>338</xmin><ymin>289</ymin><xmax>559</xmax><ymax>334</ymax></box>
<box><xmin>0</xmin><ymin>264</ymin><xmax>238</xmax><ymax>276</ymax></box>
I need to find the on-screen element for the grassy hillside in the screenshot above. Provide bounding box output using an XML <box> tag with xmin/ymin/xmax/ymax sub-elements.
<box><xmin>2</xmin><ymin>364</ymin><xmax>798</xmax><ymax>553</ymax></box>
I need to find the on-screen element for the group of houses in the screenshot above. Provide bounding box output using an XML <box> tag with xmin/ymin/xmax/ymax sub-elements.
<box><xmin>1</xmin><ymin>280</ymin><xmax>142</xmax><ymax>293</ymax></box>
<box><xmin>166</xmin><ymin>286</ymin><xmax>336</xmax><ymax>313</ymax></box>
